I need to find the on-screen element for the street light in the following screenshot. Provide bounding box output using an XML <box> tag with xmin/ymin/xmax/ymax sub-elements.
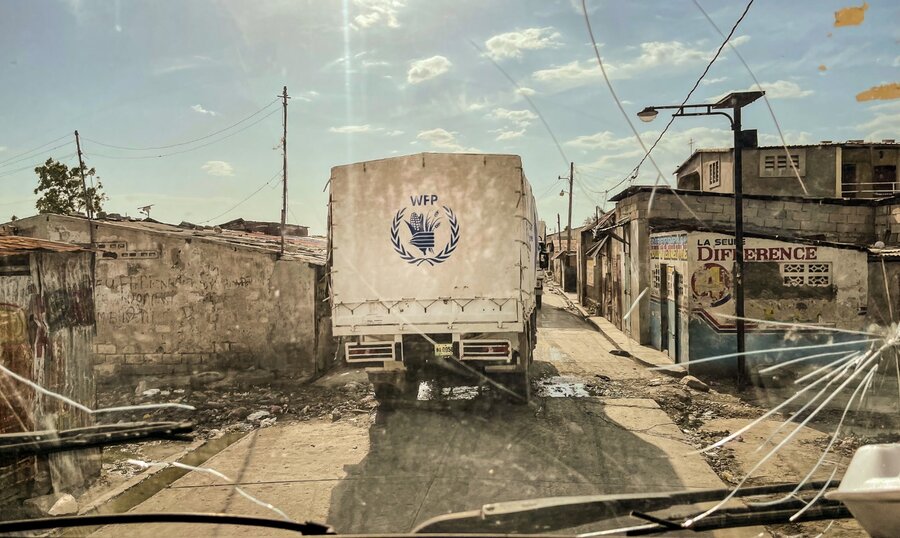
<box><xmin>637</xmin><ymin>90</ymin><xmax>764</xmax><ymax>389</ymax></box>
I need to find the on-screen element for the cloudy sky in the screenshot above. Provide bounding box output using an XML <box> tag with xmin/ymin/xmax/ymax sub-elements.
<box><xmin>1</xmin><ymin>0</ymin><xmax>897</xmax><ymax>233</ymax></box>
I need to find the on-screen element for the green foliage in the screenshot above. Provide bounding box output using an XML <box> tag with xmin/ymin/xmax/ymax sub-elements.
<box><xmin>33</xmin><ymin>158</ymin><xmax>107</xmax><ymax>215</ymax></box>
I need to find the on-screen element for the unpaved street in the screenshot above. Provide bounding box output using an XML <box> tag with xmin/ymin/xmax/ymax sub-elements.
<box><xmin>90</xmin><ymin>293</ymin><xmax>752</xmax><ymax>536</ymax></box>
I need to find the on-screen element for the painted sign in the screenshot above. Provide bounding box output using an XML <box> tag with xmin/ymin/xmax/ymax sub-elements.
<box><xmin>690</xmin><ymin>263</ymin><xmax>732</xmax><ymax>307</ymax></box>
<box><xmin>390</xmin><ymin>194</ymin><xmax>460</xmax><ymax>266</ymax></box>
<box><xmin>696</xmin><ymin>237</ymin><xmax>818</xmax><ymax>262</ymax></box>
<box><xmin>650</xmin><ymin>234</ymin><xmax>687</xmax><ymax>260</ymax></box>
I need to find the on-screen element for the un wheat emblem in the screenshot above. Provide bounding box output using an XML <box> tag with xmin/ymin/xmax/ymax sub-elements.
<box><xmin>391</xmin><ymin>206</ymin><xmax>459</xmax><ymax>266</ymax></box>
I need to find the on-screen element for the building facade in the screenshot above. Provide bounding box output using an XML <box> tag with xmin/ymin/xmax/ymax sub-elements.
<box><xmin>8</xmin><ymin>214</ymin><xmax>332</xmax><ymax>385</ymax></box>
<box><xmin>591</xmin><ymin>186</ymin><xmax>899</xmax><ymax>379</ymax></box>
<box><xmin>676</xmin><ymin>141</ymin><xmax>899</xmax><ymax>199</ymax></box>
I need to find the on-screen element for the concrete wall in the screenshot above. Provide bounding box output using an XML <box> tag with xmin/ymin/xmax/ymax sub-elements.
<box><xmin>742</xmin><ymin>145</ymin><xmax>838</xmax><ymax>197</ymax></box>
<box><xmin>13</xmin><ymin>215</ymin><xmax>327</xmax><ymax>384</ymax></box>
<box><xmin>841</xmin><ymin>146</ymin><xmax>900</xmax><ymax>198</ymax></box>
<box><xmin>0</xmin><ymin>251</ymin><xmax>99</xmax><ymax>505</ymax></box>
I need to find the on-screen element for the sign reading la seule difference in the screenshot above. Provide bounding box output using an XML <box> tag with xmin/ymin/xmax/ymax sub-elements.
<box><xmin>651</xmin><ymin>235</ymin><xmax>818</xmax><ymax>262</ymax></box>
<box><xmin>697</xmin><ymin>237</ymin><xmax>818</xmax><ymax>262</ymax></box>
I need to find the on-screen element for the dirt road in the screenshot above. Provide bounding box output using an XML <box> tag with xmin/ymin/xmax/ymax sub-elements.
<box><xmin>90</xmin><ymin>293</ymin><xmax>754</xmax><ymax>536</ymax></box>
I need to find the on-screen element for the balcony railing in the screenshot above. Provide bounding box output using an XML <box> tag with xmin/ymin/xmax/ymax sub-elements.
<box><xmin>841</xmin><ymin>181</ymin><xmax>898</xmax><ymax>198</ymax></box>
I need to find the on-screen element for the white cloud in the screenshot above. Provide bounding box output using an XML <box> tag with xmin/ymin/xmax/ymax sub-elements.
<box><xmin>201</xmin><ymin>160</ymin><xmax>234</xmax><ymax>177</ymax></box>
<box><xmin>416</xmin><ymin>128</ymin><xmax>477</xmax><ymax>152</ymax></box>
<box><xmin>729</xmin><ymin>35</ymin><xmax>751</xmax><ymax>47</ymax></box>
<box><xmin>295</xmin><ymin>90</ymin><xmax>319</xmax><ymax>102</ymax></box>
<box><xmin>329</xmin><ymin>124</ymin><xmax>380</xmax><ymax>134</ymax></box>
<box><xmin>494</xmin><ymin>129</ymin><xmax>526</xmax><ymax>141</ymax></box>
<box><xmin>711</xmin><ymin>80</ymin><xmax>813</xmax><ymax>101</ymax></box>
<box><xmin>489</xmin><ymin>108</ymin><xmax>537</xmax><ymax>128</ymax></box>
<box><xmin>516</xmin><ymin>87</ymin><xmax>537</xmax><ymax>97</ymax></box>
<box><xmin>407</xmin><ymin>55</ymin><xmax>452</xmax><ymax>84</ymax></box>
<box><xmin>386</xmin><ymin>130</ymin><xmax>404</xmax><ymax>136</ymax></box>
<box><xmin>191</xmin><ymin>104</ymin><xmax>217</xmax><ymax>116</ymax></box>
<box><xmin>532</xmin><ymin>59</ymin><xmax>602</xmax><ymax>88</ymax></box>
<box><xmin>856</xmin><ymin>104</ymin><xmax>900</xmax><ymax>141</ymax></box>
<box><xmin>352</xmin><ymin>0</ymin><xmax>405</xmax><ymax>29</ymax></box>
<box><xmin>485</xmin><ymin>27</ymin><xmax>561</xmax><ymax>60</ymax></box>
<box><xmin>534</xmin><ymin>40</ymin><xmax>712</xmax><ymax>89</ymax></box>
<box><xmin>565</xmin><ymin>131</ymin><xmax>637</xmax><ymax>151</ymax></box>
<box><xmin>701</xmin><ymin>76</ymin><xmax>727</xmax><ymax>85</ymax></box>
<box><xmin>0</xmin><ymin>146</ymin><xmax>7</xmax><ymax>153</ymax></box>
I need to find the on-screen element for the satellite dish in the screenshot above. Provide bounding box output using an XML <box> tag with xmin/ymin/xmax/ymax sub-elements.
<box><xmin>138</xmin><ymin>204</ymin><xmax>154</xmax><ymax>218</ymax></box>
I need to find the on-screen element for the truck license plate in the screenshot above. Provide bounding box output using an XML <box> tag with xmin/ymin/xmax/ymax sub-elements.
<box><xmin>434</xmin><ymin>343</ymin><xmax>453</xmax><ymax>358</ymax></box>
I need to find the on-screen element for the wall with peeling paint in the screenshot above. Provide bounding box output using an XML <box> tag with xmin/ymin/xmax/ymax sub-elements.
<box><xmin>0</xmin><ymin>250</ymin><xmax>99</xmax><ymax>506</ymax></box>
<box><xmin>13</xmin><ymin>215</ymin><xmax>331</xmax><ymax>384</ymax></box>
<box><xmin>646</xmin><ymin>230</ymin><xmax>868</xmax><ymax>379</ymax></box>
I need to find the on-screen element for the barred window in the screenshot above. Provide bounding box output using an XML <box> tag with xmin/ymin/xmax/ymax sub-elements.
<box><xmin>708</xmin><ymin>161</ymin><xmax>721</xmax><ymax>188</ymax></box>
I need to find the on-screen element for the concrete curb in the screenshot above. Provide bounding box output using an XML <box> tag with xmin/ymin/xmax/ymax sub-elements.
<box><xmin>79</xmin><ymin>430</ymin><xmax>247</xmax><ymax>516</ymax></box>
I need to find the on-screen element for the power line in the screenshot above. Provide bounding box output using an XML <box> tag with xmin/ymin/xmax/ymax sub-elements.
<box><xmin>83</xmin><ymin>108</ymin><xmax>280</xmax><ymax>160</ymax></box>
<box><xmin>468</xmin><ymin>39</ymin><xmax>570</xmax><ymax>169</ymax></box>
<box><xmin>82</xmin><ymin>99</ymin><xmax>280</xmax><ymax>151</ymax></box>
<box><xmin>611</xmin><ymin>0</ymin><xmax>755</xmax><ymax>187</ymax></box>
<box><xmin>0</xmin><ymin>140</ymin><xmax>74</xmax><ymax>170</ymax></box>
<box><xmin>198</xmin><ymin>169</ymin><xmax>283</xmax><ymax>225</ymax></box>
<box><xmin>0</xmin><ymin>153</ymin><xmax>78</xmax><ymax>180</ymax></box>
<box><xmin>0</xmin><ymin>134</ymin><xmax>71</xmax><ymax>168</ymax></box>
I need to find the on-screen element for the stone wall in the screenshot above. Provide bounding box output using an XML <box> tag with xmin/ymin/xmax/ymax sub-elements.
<box><xmin>13</xmin><ymin>215</ymin><xmax>328</xmax><ymax>384</ymax></box>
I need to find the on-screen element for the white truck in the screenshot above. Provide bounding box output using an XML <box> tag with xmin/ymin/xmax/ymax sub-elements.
<box><xmin>328</xmin><ymin>153</ymin><xmax>546</xmax><ymax>402</ymax></box>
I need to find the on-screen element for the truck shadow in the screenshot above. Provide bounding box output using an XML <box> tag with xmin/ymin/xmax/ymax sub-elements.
<box><xmin>326</xmin><ymin>386</ymin><xmax>687</xmax><ymax>534</ymax></box>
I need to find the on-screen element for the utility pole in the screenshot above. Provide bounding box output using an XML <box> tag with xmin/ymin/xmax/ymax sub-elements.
<box><xmin>556</xmin><ymin>213</ymin><xmax>561</xmax><ymax>252</ymax></box>
<box><xmin>560</xmin><ymin>162</ymin><xmax>574</xmax><ymax>255</ymax></box>
<box><xmin>279</xmin><ymin>86</ymin><xmax>290</xmax><ymax>257</ymax></box>
<box><xmin>74</xmin><ymin>130</ymin><xmax>95</xmax><ymax>246</ymax></box>
<box><xmin>566</xmin><ymin>162</ymin><xmax>573</xmax><ymax>292</ymax></box>
<box><xmin>732</xmin><ymin>102</ymin><xmax>747</xmax><ymax>388</ymax></box>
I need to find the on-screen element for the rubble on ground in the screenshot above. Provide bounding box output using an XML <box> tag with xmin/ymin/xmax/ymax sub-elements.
<box><xmin>96</xmin><ymin>371</ymin><xmax>378</xmax><ymax>439</ymax></box>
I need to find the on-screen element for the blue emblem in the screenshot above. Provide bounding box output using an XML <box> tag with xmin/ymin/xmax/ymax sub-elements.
<box><xmin>391</xmin><ymin>199</ymin><xmax>459</xmax><ymax>266</ymax></box>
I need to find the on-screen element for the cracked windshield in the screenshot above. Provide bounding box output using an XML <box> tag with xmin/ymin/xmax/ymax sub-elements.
<box><xmin>2</xmin><ymin>0</ymin><xmax>900</xmax><ymax>536</ymax></box>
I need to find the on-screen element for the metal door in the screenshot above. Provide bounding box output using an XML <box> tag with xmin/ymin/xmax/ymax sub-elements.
<box><xmin>659</xmin><ymin>263</ymin><xmax>669</xmax><ymax>351</ymax></box>
<box><xmin>668</xmin><ymin>270</ymin><xmax>680</xmax><ymax>362</ymax></box>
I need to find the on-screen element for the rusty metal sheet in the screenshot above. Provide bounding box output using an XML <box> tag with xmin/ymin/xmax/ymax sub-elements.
<box><xmin>0</xmin><ymin>236</ymin><xmax>84</xmax><ymax>257</ymax></box>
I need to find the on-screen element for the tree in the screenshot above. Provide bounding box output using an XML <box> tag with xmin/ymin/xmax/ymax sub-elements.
<box><xmin>33</xmin><ymin>159</ymin><xmax>106</xmax><ymax>215</ymax></box>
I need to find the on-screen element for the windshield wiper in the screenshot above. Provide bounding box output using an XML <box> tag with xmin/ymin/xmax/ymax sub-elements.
<box><xmin>0</xmin><ymin>512</ymin><xmax>334</xmax><ymax>535</ymax></box>
<box><xmin>412</xmin><ymin>480</ymin><xmax>846</xmax><ymax>534</ymax></box>
<box><xmin>0</xmin><ymin>421</ymin><xmax>194</xmax><ymax>459</ymax></box>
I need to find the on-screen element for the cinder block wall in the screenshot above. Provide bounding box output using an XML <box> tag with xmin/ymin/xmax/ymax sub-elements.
<box><xmin>874</xmin><ymin>200</ymin><xmax>900</xmax><ymax>244</ymax></box>
<box><xmin>14</xmin><ymin>215</ymin><xmax>325</xmax><ymax>384</ymax></box>
<box><xmin>617</xmin><ymin>190</ymin><xmax>879</xmax><ymax>245</ymax></box>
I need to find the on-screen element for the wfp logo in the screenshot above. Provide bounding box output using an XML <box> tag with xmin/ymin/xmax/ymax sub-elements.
<box><xmin>390</xmin><ymin>194</ymin><xmax>459</xmax><ymax>266</ymax></box>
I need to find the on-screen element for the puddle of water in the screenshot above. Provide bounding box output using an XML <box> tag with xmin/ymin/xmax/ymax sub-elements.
<box><xmin>416</xmin><ymin>382</ymin><xmax>481</xmax><ymax>401</ymax></box>
<box><xmin>535</xmin><ymin>376</ymin><xmax>591</xmax><ymax>398</ymax></box>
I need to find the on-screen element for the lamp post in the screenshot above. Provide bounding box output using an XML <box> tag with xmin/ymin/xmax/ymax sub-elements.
<box><xmin>637</xmin><ymin>91</ymin><xmax>764</xmax><ymax>388</ymax></box>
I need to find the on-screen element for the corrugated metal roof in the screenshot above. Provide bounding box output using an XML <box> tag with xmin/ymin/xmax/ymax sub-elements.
<box><xmin>0</xmin><ymin>236</ymin><xmax>84</xmax><ymax>256</ymax></box>
<box><xmin>7</xmin><ymin>215</ymin><xmax>327</xmax><ymax>264</ymax></box>
<box><xmin>870</xmin><ymin>247</ymin><xmax>900</xmax><ymax>258</ymax></box>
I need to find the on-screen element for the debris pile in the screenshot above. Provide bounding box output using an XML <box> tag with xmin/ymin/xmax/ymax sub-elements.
<box><xmin>96</xmin><ymin>371</ymin><xmax>378</xmax><ymax>438</ymax></box>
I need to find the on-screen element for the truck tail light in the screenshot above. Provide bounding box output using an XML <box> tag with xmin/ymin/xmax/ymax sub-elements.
<box><xmin>460</xmin><ymin>340</ymin><xmax>511</xmax><ymax>360</ymax></box>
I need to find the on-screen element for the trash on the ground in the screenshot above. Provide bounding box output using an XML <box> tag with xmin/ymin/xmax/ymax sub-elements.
<box><xmin>246</xmin><ymin>410</ymin><xmax>271</xmax><ymax>422</ymax></box>
<box><xmin>23</xmin><ymin>492</ymin><xmax>78</xmax><ymax>517</ymax></box>
<box><xmin>681</xmin><ymin>375</ymin><xmax>710</xmax><ymax>392</ymax></box>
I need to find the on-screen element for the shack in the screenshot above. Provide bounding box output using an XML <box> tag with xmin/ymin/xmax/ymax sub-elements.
<box><xmin>0</xmin><ymin>236</ymin><xmax>99</xmax><ymax>506</ymax></box>
<box><xmin>648</xmin><ymin>230</ymin><xmax>869</xmax><ymax>379</ymax></box>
